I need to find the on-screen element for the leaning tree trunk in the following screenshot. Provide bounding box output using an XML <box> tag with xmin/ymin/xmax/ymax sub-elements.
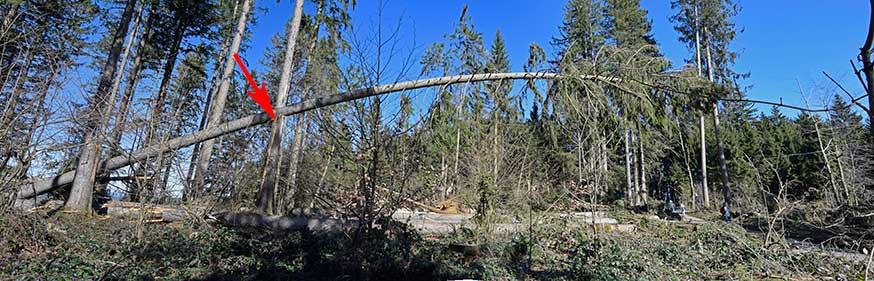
<box><xmin>705</xmin><ymin>38</ymin><xmax>733</xmax><ymax>221</ymax></box>
<box><xmin>66</xmin><ymin>0</ymin><xmax>138</xmax><ymax>211</ymax></box>
<box><xmin>193</xmin><ymin>0</ymin><xmax>254</xmax><ymax>197</ymax></box>
<box><xmin>91</xmin><ymin>4</ymin><xmax>143</xmax><ymax>202</ymax></box>
<box><xmin>184</xmin><ymin>0</ymin><xmax>237</xmax><ymax>200</ymax></box>
<box><xmin>255</xmin><ymin>0</ymin><xmax>305</xmax><ymax>215</ymax></box>
<box><xmin>146</xmin><ymin>17</ymin><xmax>185</xmax><ymax>195</ymax></box>
<box><xmin>15</xmin><ymin>73</ymin><xmax>618</xmax><ymax>203</ymax></box>
<box><xmin>860</xmin><ymin>0</ymin><xmax>874</xmax><ymax>155</ymax></box>
<box><xmin>0</xmin><ymin>49</ymin><xmax>33</xmax><ymax>143</ymax></box>
<box><xmin>282</xmin><ymin>1</ymin><xmax>325</xmax><ymax>213</ymax></box>
<box><xmin>109</xmin><ymin>10</ymin><xmax>153</xmax><ymax>159</ymax></box>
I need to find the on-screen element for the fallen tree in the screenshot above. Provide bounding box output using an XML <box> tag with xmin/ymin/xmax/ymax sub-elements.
<box><xmin>210</xmin><ymin>210</ymin><xmax>629</xmax><ymax>235</ymax></box>
<box><xmin>12</xmin><ymin>70</ymin><xmax>843</xmax><ymax>208</ymax></box>
<box><xmin>103</xmin><ymin>201</ymin><xmax>203</xmax><ymax>222</ymax></box>
<box><xmin>15</xmin><ymin>72</ymin><xmax>622</xmax><ymax>204</ymax></box>
<box><xmin>93</xmin><ymin>200</ymin><xmax>627</xmax><ymax>235</ymax></box>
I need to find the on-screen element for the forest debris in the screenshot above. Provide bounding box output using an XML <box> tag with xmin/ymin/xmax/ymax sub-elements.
<box><xmin>435</xmin><ymin>199</ymin><xmax>464</xmax><ymax>214</ymax></box>
<box><xmin>378</xmin><ymin>187</ymin><xmax>466</xmax><ymax>214</ymax></box>
<box><xmin>681</xmin><ymin>214</ymin><xmax>709</xmax><ymax>224</ymax></box>
<box><xmin>26</xmin><ymin>200</ymin><xmax>64</xmax><ymax>213</ymax></box>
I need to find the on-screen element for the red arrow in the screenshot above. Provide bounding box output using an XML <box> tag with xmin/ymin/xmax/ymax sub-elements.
<box><xmin>233</xmin><ymin>53</ymin><xmax>276</xmax><ymax>120</ymax></box>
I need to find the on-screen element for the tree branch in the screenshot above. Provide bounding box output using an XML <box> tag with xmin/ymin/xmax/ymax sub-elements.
<box><xmin>720</xmin><ymin>95</ymin><xmax>869</xmax><ymax>112</ymax></box>
<box><xmin>822</xmin><ymin>71</ymin><xmax>871</xmax><ymax>113</ymax></box>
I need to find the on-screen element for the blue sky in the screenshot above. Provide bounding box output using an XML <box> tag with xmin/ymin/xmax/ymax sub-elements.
<box><xmin>243</xmin><ymin>0</ymin><xmax>871</xmax><ymax>115</ymax></box>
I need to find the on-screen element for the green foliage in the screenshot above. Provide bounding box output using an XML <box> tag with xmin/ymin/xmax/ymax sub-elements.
<box><xmin>3</xmin><ymin>208</ymin><xmax>869</xmax><ymax>280</ymax></box>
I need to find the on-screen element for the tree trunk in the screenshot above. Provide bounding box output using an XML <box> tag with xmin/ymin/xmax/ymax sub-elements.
<box><xmin>860</xmin><ymin>0</ymin><xmax>874</xmax><ymax>162</ymax></box>
<box><xmin>694</xmin><ymin>2</ymin><xmax>709</xmax><ymax>209</ymax></box>
<box><xmin>256</xmin><ymin>0</ymin><xmax>306</xmax><ymax>215</ymax></box>
<box><xmin>184</xmin><ymin>16</ymin><xmax>233</xmax><ymax>200</ymax></box>
<box><xmin>93</xmin><ymin>4</ymin><xmax>143</xmax><ymax>202</ymax></box>
<box><xmin>109</xmin><ymin>10</ymin><xmax>153</xmax><ymax>159</ymax></box>
<box><xmin>18</xmin><ymin>68</ymin><xmax>58</xmax><ymax>181</ymax></box>
<box><xmin>624</xmin><ymin>127</ymin><xmax>634</xmax><ymax>203</ymax></box>
<box><xmin>694</xmin><ymin>2</ymin><xmax>702</xmax><ymax>78</ymax></box>
<box><xmin>699</xmin><ymin>115</ymin><xmax>709</xmax><ymax>208</ymax></box>
<box><xmin>835</xmin><ymin>145</ymin><xmax>852</xmax><ymax>205</ymax></box>
<box><xmin>680</xmin><ymin>122</ymin><xmax>696</xmax><ymax>209</ymax></box>
<box><xmin>311</xmin><ymin>144</ymin><xmax>334</xmax><ymax>208</ymax></box>
<box><xmin>493</xmin><ymin>110</ymin><xmax>500</xmax><ymax>191</ymax></box>
<box><xmin>65</xmin><ymin>0</ymin><xmax>138</xmax><ymax>211</ymax></box>
<box><xmin>146</xmin><ymin>16</ymin><xmax>185</xmax><ymax>195</ymax></box>
<box><xmin>0</xmin><ymin>4</ymin><xmax>20</xmax><ymax>72</ymax></box>
<box><xmin>15</xmin><ymin>72</ymin><xmax>616</xmax><ymax>201</ymax></box>
<box><xmin>282</xmin><ymin>0</ymin><xmax>327</xmax><ymax>210</ymax></box>
<box><xmin>632</xmin><ymin>128</ymin><xmax>640</xmax><ymax>206</ymax></box>
<box><xmin>712</xmin><ymin>106</ymin><xmax>732</xmax><ymax>219</ymax></box>
<box><xmin>451</xmin><ymin>87</ymin><xmax>465</xmax><ymax>199</ymax></box>
<box><xmin>705</xmin><ymin>32</ymin><xmax>732</xmax><ymax>221</ymax></box>
<box><xmin>285</xmin><ymin>114</ymin><xmax>313</xmax><ymax>207</ymax></box>
<box><xmin>637</xmin><ymin>121</ymin><xmax>647</xmax><ymax>204</ymax></box>
<box><xmin>0</xmin><ymin>49</ymin><xmax>33</xmax><ymax>133</ymax></box>
<box><xmin>193</xmin><ymin>0</ymin><xmax>254</xmax><ymax>197</ymax></box>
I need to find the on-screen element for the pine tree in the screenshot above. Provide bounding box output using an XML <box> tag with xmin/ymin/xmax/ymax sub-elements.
<box><xmin>420</xmin><ymin>5</ymin><xmax>487</xmax><ymax>201</ymax></box>
<box><xmin>485</xmin><ymin>30</ymin><xmax>513</xmax><ymax>196</ymax></box>
<box><xmin>602</xmin><ymin>0</ymin><xmax>665</xmax><ymax>205</ymax></box>
<box><xmin>552</xmin><ymin>0</ymin><xmax>606</xmax><ymax>65</ymax></box>
<box><xmin>671</xmin><ymin>0</ymin><xmax>742</xmax><ymax>218</ymax></box>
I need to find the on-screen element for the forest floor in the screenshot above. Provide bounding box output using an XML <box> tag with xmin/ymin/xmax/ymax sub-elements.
<box><xmin>0</xmin><ymin>207</ymin><xmax>869</xmax><ymax>280</ymax></box>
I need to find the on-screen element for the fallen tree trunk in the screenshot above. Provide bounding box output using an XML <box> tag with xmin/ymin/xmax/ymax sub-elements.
<box><xmin>208</xmin><ymin>210</ymin><xmax>353</xmax><ymax>232</ymax></box>
<box><xmin>103</xmin><ymin>201</ymin><xmax>203</xmax><ymax>222</ymax></box>
<box><xmin>95</xmin><ymin>201</ymin><xmax>625</xmax><ymax>235</ymax></box>
<box><xmin>210</xmin><ymin>210</ymin><xmax>627</xmax><ymax>236</ymax></box>
<box><xmin>17</xmin><ymin>72</ymin><xmax>620</xmax><ymax>203</ymax></box>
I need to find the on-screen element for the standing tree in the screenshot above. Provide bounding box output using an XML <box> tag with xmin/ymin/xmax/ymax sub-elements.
<box><xmin>66</xmin><ymin>0</ymin><xmax>139</xmax><ymax>211</ymax></box>
<box><xmin>282</xmin><ymin>0</ymin><xmax>353</xmax><ymax>212</ymax></box>
<box><xmin>193</xmin><ymin>0</ymin><xmax>255</xmax><ymax>196</ymax></box>
<box><xmin>672</xmin><ymin>0</ymin><xmax>742</xmax><ymax>219</ymax></box>
<box><xmin>603</xmin><ymin>0</ymin><xmax>665</xmax><ymax>205</ymax></box>
<box><xmin>255</xmin><ymin>0</ymin><xmax>305</xmax><ymax>215</ymax></box>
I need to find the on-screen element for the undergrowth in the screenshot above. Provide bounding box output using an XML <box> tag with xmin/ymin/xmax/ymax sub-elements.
<box><xmin>0</xmin><ymin>210</ymin><xmax>865</xmax><ymax>280</ymax></box>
